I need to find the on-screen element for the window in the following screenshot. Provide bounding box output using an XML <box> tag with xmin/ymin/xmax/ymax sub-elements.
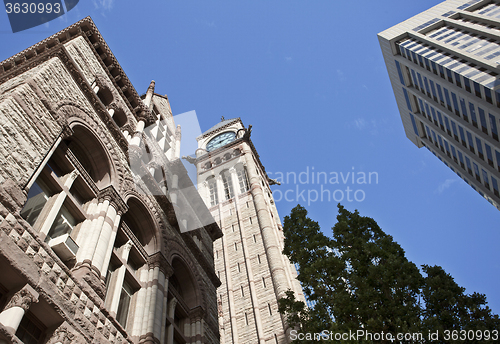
<box><xmin>429</xmin><ymin>80</ymin><xmax>437</xmax><ymax>100</ymax></box>
<box><xmin>116</xmin><ymin>280</ymin><xmax>134</xmax><ymax>328</ymax></box>
<box><xmin>221</xmin><ymin>170</ymin><xmax>234</xmax><ymax>200</ymax></box>
<box><xmin>478</xmin><ymin>107</ymin><xmax>488</xmax><ymax>134</ymax></box>
<box><xmin>467</xmin><ymin>131</ymin><xmax>475</xmax><ymax>153</ymax></box>
<box><xmin>496</xmin><ymin>150</ymin><xmax>500</xmax><ymax>172</ymax></box>
<box><xmin>451</xmin><ymin>92</ymin><xmax>460</xmax><ymax>116</ymax></box>
<box><xmin>437</xmin><ymin>111</ymin><xmax>444</xmax><ymax>130</ymax></box>
<box><xmin>15</xmin><ymin>314</ymin><xmax>45</xmax><ymax>344</ymax></box>
<box><xmin>485</xmin><ymin>143</ymin><xmax>494</xmax><ymax>167</ymax></box>
<box><xmin>459</xmin><ymin>126</ymin><xmax>466</xmax><ymax>146</ymax></box>
<box><xmin>485</xmin><ymin>87</ymin><xmax>493</xmax><ymax>104</ymax></box>
<box><xmin>20</xmin><ymin>179</ymin><xmax>52</xmax><ymax>227</ymax></box>
<box><xmin>466</xmin><ymin>156</ymin><xmax>473</xmax><ymax>175</ymax></box>
<box><xmin>476</xmin><ymin>137</ymin><xmax>484</xmax><ymax>160</ymax></box>
<box><xmin>483</xmin><ymin>169</ymin><xmax>490</xmax><ymax>189</ymax></box>
<box><xmin>460</xmin><ymin>97</ymin><xmax>468</xmax><ymax>121</ymax></box>
<box><xmin>47</xmin><ymin>204</ymin><xmax>78</xmax><ymax>240</ymax></box>
<box><xmin>464</xmin><ymin>77</ymin><xmax>471</xmax><ymax>92</ymax></box>
<box><xmin>492</xmin><ymin>176</ymin><xmax>499</xmax><ymax>197</ymax></box>
<box><xmin>473</xmin><ymin>162</ymin><xmax>481</xmax><ymax>182</ymax></box>
<box><xmin>474</xmin><ymin>81</ymin><xmax>482</xmax><ymax>98</ymax></box>
<box><xmin>489</xmin><ymin>113</ymin><xmax>498</xmax><ymax>141</ymax></box>
<box><xmin>403</xmin><ymin>88</ymin><xmax>412</xmax><ymax>112</ymax></box>
<box><xmin>454</xmin><ymin>72</ymin><xmax>462</xmax><ymax>88</ymax></box>
<box><xmin>208</xmin><ymin>176</ymin><xmax>218</xmax><ymax>206</ymax></box>
<box><xmin>237</xmin><ymin>167</ymin><xmax>250</xmax><ymax>193</ymax></box>
<box><xmin>444</xmin><ymin>88</ymin><xmax>452</xmax><ymax>111</ymax></box>
<box><xmin>395</xmin><ymin>60</ymin><xmax>405</xmax><ymax>85</ymax></box>
<box><xmin>444</xmin><ymin>116</ymin><xmax>451</xmax><ymax>135</ymax></box>
<box><xmin>469</xmin><ymin>102</ymin><xmax>478</xmax><ymax>127</ymax></box>
<box><xmin>451</xmin><ymin>121</ymin><xmax>459</xmax><ymax>141</ymax></box>
<box><xmin>436</xmin><ymin>83</ymin><xmax>445</xmax><ymax>104</ymax></box>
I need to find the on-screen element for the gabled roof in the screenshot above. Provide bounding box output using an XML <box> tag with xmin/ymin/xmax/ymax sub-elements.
<box><xmin>198</xmin><ymin>117</ymin><xmax>241</xmax><ymax>140</ymax></box>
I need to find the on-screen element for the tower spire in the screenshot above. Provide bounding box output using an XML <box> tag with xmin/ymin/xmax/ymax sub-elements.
<box><xmin>143</xmin><ymin>80</ymin><xmax>155</xmax><ymax>109</ymax></box>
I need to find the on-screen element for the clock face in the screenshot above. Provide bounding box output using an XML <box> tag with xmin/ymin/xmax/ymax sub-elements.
<box><xmin>206</xmin><ymin>131</ymin><xmax>236</xmax><ymax>152</ymax></box>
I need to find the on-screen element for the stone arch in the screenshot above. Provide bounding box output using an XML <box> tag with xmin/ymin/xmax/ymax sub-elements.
<box><xmin>122</xmin><ymin>194</ymin><xmax>161</xmax><ymax>255</ymax></box>
<box><xmin>55</xmin><ymin>102</ymin><xmax>128</xmax><ymax>192</ymax></box>
<box><xmin>166</xmin><ymin>239</ymin><xmax>206</xmax><ymax>312</ymax></box>
<box><xmin>93</xmin><ymin>74</ymin><xmax>115</xmax><ymax>107</ymax></box>
<box><xmin>112</xmin><ymin>107</ymin><xmax>128</xmax><ymax>128</ymax></box>
<box><xmin>64</xmin><ymin>123</ymin><xmax>113</xmax><ymax>187</ymax></box>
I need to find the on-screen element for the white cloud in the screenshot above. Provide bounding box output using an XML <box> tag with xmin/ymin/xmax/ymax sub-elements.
<box><xmin>285</xmin><ymin>56</ymin><xmax>292</xmax><ymax>62</ymax></box>
<box><xmin>354</xmin><ymin>118</ymin><xmax>367</xmax><ymax>130</ymax></box>
<box><xmin>92</xmin><ymin>0</ymin><xmax>114</xmax><ymax>11</ymax></box>
<box><xmin>437</xmin><ymin>178</ymin><xmax>458</xmax><ymax>194</ymax></box>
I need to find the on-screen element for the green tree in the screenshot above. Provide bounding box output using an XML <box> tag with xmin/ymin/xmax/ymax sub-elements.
<box><xmin>279</xmin><ymin>204</ymin><xmax>499</xmax><ymax>343</ymax></box>
<box><xmin>422</xmin><ymin>265</ymin><xmax>500</xmax><ymax>343</ymax></box>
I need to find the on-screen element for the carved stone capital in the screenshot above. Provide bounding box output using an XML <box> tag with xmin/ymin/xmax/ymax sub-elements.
<box><xmin>148</xmin><ymin>252</ymin><xmax>174</xmax><ymax>278</ymax></box>
<box><xmin>128</xmin><ymin>144</ymin><xmax>143</xmax><ymax>166</ymax></box>
<box><xmin>97</xmin><ymin>185</ymin><xmax>128</xmax><ymax>215</ymax></box>
<box><xmin>5</xmin><ymin>284</ymin><xmax>39</xmax><ymax>312</ymax></box>
<box><xmin>46</xmin><ymin>323</ymin><xmax>76</xmax><ymax>344</ymax></box>
<box><xmin>190</xmin><ymin>306</ymin><xmax>205</xmax><ymax>321</ymax></box>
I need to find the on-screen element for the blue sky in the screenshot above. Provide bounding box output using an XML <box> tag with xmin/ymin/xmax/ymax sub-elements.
<box><xmin>1</xmin><ymin>0</ymin><xmax>499</xmax><ymax>313</ymax></box>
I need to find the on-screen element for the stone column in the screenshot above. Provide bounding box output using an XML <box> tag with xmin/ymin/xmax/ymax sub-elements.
<box><xmin>166</xmin><ymin>298</ymin><xmax>178</xmax><ymax>344</ymax></box>
<box><xmin>130</xmin><ymin>120</ymin><xmax>145</xmax><ymax>147</ymax></box>
<box><xmin>242</xmin><ymin>143</ymin><xmax>292</xmax><ymax>339</ymax></box>
<box><xmin>0</xmin><ymin>284</ymin><xmax>39</xmax><ymax>334</ymax></box>
<box><xmin>75</xmin><ymin>186</ymin><xmax>126</xmax><ymax>279</ymax></box>
<box><xmin>216</xmin><ymin>175</ymin><xmax>225</xmax><ymax>203</ymax></box>
<box><xmin>189</xmin><ymin>306</ymin><xmax>204</xmax><ymax>344</ymax></box>
<box><xmin>175</xmin><ymin>125</ymin><xmax>181</xmax><ymax>159</ymax></box>
<box><xmin>229</xmin><ymin>168</ymin><xmax>239</xmax><ymax>197</ymax></box>
<box><xmin>141</xmin><ymin>253</ymin><xmax>173</xmax><ymax>344</ymax></box>
<box><xmin>109</xmin><ymin>241</ymin><xmax>133</xmax><ymax>315</ymax></box>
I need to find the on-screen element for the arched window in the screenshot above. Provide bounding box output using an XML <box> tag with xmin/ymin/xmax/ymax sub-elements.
<box><xmin>236</xmin><ymin>165</ymin><xmax>250</xmax><ymax>193</ymax></box>
<box><xmin>64</xmin><ymin>125</ymin><xmax>112</xmax><ymax>187</ymax></box>
<box><xmin>221</xmin><ymin>170</ymin><xmax>234</xmax><ymax>200</ymax></box>
<box><xmin>165</xmin><ymin>258</ymin><xmax>200</xmax><ymax>342</ymax></box>
<box><xmin>112</xmin><ymin>108</ymin><xmax>128</xmax><ymax>128</ymax></box>
<box><xmin>20</xmin><ymin>136</ymin><xmax>95</xmax><ymax>267</ymax></box>
<box><xmin>207</xmin><ymin>176</ymin><xmax>218</xmax><ymax>206</ymax></box>
<box><xmin>96</xmin><ymin>85</ymin><xmax>113</xmax><ymax>107</ymax></box>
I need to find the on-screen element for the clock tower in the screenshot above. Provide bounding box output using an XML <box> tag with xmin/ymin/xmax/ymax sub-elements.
<box><xmin>193</xmin><ymin>118</ymin><xmax>305</xmax><ymax>344</ymax></box>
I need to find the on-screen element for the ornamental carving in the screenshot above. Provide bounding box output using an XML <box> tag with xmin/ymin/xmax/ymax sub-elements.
<box><xmin>148</xmin><ymin>252</ymin><xmax>174</xmax><ymax>278</ymax></box>
<box><xmin>5</xmin><ymin>284</ymin><xmax>39</xmax><ymax>311</ymax></box>
<box><xmin>97</xmin><ymin>185</ymin><xmax>128</xmax><ymax>215</ymax></box>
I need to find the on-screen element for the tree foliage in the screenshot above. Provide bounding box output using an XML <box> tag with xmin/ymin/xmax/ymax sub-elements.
<box><xmin>279</xmin><ymin>204</ymin><xmax>499</xmax><ymax>343</ymax></box>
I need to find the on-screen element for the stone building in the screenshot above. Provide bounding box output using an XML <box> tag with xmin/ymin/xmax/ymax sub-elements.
<box><xmin>0</xmin><ymin>17</ymin><xmax>222</xmax><ymax>344</ymax></box>
<box><xmin>193</xmin><ymin>119</ymin><xmax>306</xmax><ymax>344</ymax></box>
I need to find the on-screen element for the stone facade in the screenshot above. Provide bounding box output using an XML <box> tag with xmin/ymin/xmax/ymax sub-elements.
<box><xmin>0</xmin><ymin>17</ymin><xmax>222</xmax><ymax>344</ymax></box>
<box><xmin>194</xmin><ymin>119</ymin><xmax>306</xmax><ymax>344</ymax></box>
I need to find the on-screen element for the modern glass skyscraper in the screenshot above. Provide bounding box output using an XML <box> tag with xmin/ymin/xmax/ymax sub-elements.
<box><xmin>379</xmin><ymin>0</ymin><xmax>500</xmax><ymax>210</ymax></box>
